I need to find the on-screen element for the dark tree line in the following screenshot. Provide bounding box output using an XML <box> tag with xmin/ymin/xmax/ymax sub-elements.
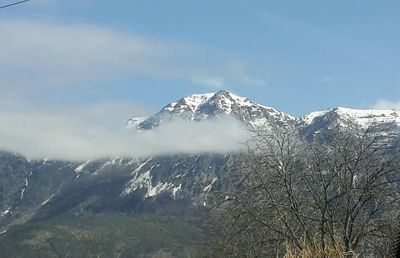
<box><xmin>207</xmin><ymin>123</ymin><xmax>400</xmax><ymax>257</ymax></box>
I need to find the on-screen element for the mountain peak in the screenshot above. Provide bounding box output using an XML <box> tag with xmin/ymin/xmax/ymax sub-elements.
<box><xmin>172</xmin><ymin>90</ymin><xmax>248</xmax><ymax>112</ymax></box>
<box><xmin>212</xmin><ymin>90</ymin><xmax>249</xmax><ymax>105</ymax></box>
<box><xmin>161</xmin><ymin>90</ymin><xmax>255</xmax><ymax>116</ymax></box>
<box><xmin>213</xmin><ymin>90</ymin><xmax>246</xmax><ymax>100</ymax></box>
<box><xmin>128</xmin><ymin>90</ymin><xmax>295</xmax><ymax>130</ymax></box>
<box><xmin>170</xmin><ymin>93</ymin><xmax>215</xmax><ymax>112</ymax></box>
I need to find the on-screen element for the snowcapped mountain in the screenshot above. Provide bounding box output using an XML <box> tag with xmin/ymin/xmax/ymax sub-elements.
<box><xmin>1</xmin><ymin>91</ymin><xmax>400</xmax><ymax>255</ymax></box>
<box><xmin>127</xmin><ymin>90</ymin><xmax>295</xmax><ymax>130</ymax></box>
<box><xmin>128</xmin><ymin>90</ymin><xmax>400</xmax><ymax>139</ymax></box>
<box><xmin>298</xmin><ymin>107</ymin><xmax>400</xmax><ymax>139</ymax></box>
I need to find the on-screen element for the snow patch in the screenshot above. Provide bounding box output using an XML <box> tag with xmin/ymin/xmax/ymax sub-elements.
<box><xmin>123</xmin><ymin>166</ymin><xmax>155</xmax><ymax>195</ymax></box>
<box><xmin>204</xmin><ymin>177</ymin><xmax>218</xmax><ymax>192</ymax></box>
<box><xmin>1</xmin><ymin>209</ymin><xmax>10</xmax><ymax>216</ymax></box>
<box><xmin>127</xmin><ymin>116</ymin><xmax>148</xmax><ymax>129</ymax></box>
<box><xmin>132</xmin><ymin>158</ymin><xmax>152</xmax><ymax>174</ymax></box>
<box><xmin>172</xmin><ymin>184</ymin><xmax>182</xmax><ymax>198</ymax></box>
<box><xmin>41</xmin><ymin>195</ymin><xmax>55</xmax><ymax>206</ymax></box>
<box><xmin>249</xmin><ymin>117</ymin><xmax>268</xmax><ymax>128</ymax></box>
<box><xmin>123</xmin><ymin>164</ymin><xmax>182</xmax><ymax>199</ymax></box>
<box><xmin>182</xmin><ymin>93</ymin><xmax>214</xmax><ymax>112</ymax></box>
<box><xmin>146</xmin><ymin>182</ymin><xmax>171</xmax><ymax>198</ymax></box>
<box><xmin>20</xmin><ymin>170</ymin><xmax>33</xmax><ymax>200</ymax></box>
<box><xmin>74</xmin><ymin>160</ymin><xmax>91</xmax><ymax>173</ymax></box>
<box><xmin>300</xmin><ymin>110</ymin><xmax>329</xmax><ymax>125</ymax></box>
<box><xmin>57</xmin><ymin>164</ymin><xmax>73</xmax><ymax>171</ymax></box>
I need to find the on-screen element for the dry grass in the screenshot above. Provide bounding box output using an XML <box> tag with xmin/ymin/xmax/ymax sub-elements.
<box><xmin>283</xmin><ymin>239</ymin><xmax>359</xmax><ymax>258</ymax></box>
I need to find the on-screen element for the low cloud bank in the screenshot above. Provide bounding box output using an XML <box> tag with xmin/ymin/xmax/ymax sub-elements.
<box><xmin>372</xmin><ymin>99</ymin><xmax>400</xmax><ymax>110</ymax></box>
<box><xmin>0</xmin><ymin>18</ymin><xmax>257</xmax><ymax>161</ymax></box>
<box><xmin>0</xmin><ymin>104</ymin><xmax>249</xmax><ymax>161</ymax></box>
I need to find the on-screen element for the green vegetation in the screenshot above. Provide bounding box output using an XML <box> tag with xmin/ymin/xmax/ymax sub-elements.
<box><xmin>0</xmin><ymin>212</ymin><xmax>205</xmax><ymax>258</ymax></box>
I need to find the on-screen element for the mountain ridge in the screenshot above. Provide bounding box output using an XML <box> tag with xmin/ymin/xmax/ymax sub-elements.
<box><xmin>127</xmin><ymin>90</ymin><xmax>295</xmax><ymax>130</ymax></box>
<box><xmin>128</xmin><ymin>90</ymin><xmax>400</xmax><ymax>138</ymax></box>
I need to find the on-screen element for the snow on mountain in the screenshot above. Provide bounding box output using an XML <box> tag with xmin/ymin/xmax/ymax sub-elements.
<box><xmin>127</xmin><ymin>90</ymin><xmax>400</xmax><ymax>142</ymax></box>
<box><xmin>127</xmin><ymin>117</ymin><xmax>148</xmax><ymax>130</ymax></box>
<box><xmin>165</xmin><ymin>93</ymin><xmax>215</xmax><ymax>113</ymax></box>
<box><xmin>300</xmin><ymin>107</ymin><xmax>400</xmax><ymax>126</ymax></box>
<box><xmin>128</xmin><ymin>90</ymin><xmax>295</xmax><ymax>130</ymax></box>
<box><xmin>298</xmin><ymin>107</ymin><xmax>400</xmax><ymax>138</ymax></box>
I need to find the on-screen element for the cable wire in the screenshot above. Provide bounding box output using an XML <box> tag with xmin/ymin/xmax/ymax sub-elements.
<box><xmin>0</xmin><ymin>0</ymin><xmax>31</xmax><ymax>9</ymax></box>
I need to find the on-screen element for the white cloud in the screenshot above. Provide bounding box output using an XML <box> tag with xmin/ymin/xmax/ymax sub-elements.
<box><xmin>226</xmin><ymin>60</ymin><xmax>267</xmax><ymax>87</ymax></box>
<box><xmin>242</xmin><ymin>77</ymin><xmax>266</xmax><ymax>87</ymax></box>
<box><xmin>372</xmin><ymin>99</ymin><xmax>400</xmax><ymax>110</ymax></box>
<box><xmin>0</xmin><ymin>19</ymin><xmax>257</xmax><ymax>161</ymax></box>
<box><xmin>191</xmin><ymin>75</ymin><xmax>226</xmax><ymax>88</ymax></box>
<box><xmin>0</xmin><ymin>103</ymin><xmax>249</xmax><ymax>161</ymax></box>
<box><xmin>0</xmin><ymin>19</ymin><xmax>263</xmax><ymax>90</ymax></box>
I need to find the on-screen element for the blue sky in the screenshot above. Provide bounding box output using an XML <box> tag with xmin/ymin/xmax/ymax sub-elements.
<box><xmin>1</xmin><ymin>0</ymin><xmax>400</xmax><ymax>116</ymax></box>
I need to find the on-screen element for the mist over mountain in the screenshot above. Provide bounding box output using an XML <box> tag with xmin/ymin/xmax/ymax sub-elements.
<box><xmin>0</xmin><ymin>90</ymin><xmax>399</xmax><ymax>257</ymax></box>
<box><xmin>1</xmin><ymin>90</ymin><xmax>399</xmax><ymax>161</ymax></box>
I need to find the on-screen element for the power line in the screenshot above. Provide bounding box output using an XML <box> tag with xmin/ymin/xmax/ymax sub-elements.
<box><xmin>0</xmin><ymin>0</ymin><xmax>31</xmax><ymax>9</ymax></box>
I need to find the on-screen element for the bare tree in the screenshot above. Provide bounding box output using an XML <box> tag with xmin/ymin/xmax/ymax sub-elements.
<box><xmin>207</xmin><ymin>123</ymin><xmax>400</xmax><ymax>257</ymax></box>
